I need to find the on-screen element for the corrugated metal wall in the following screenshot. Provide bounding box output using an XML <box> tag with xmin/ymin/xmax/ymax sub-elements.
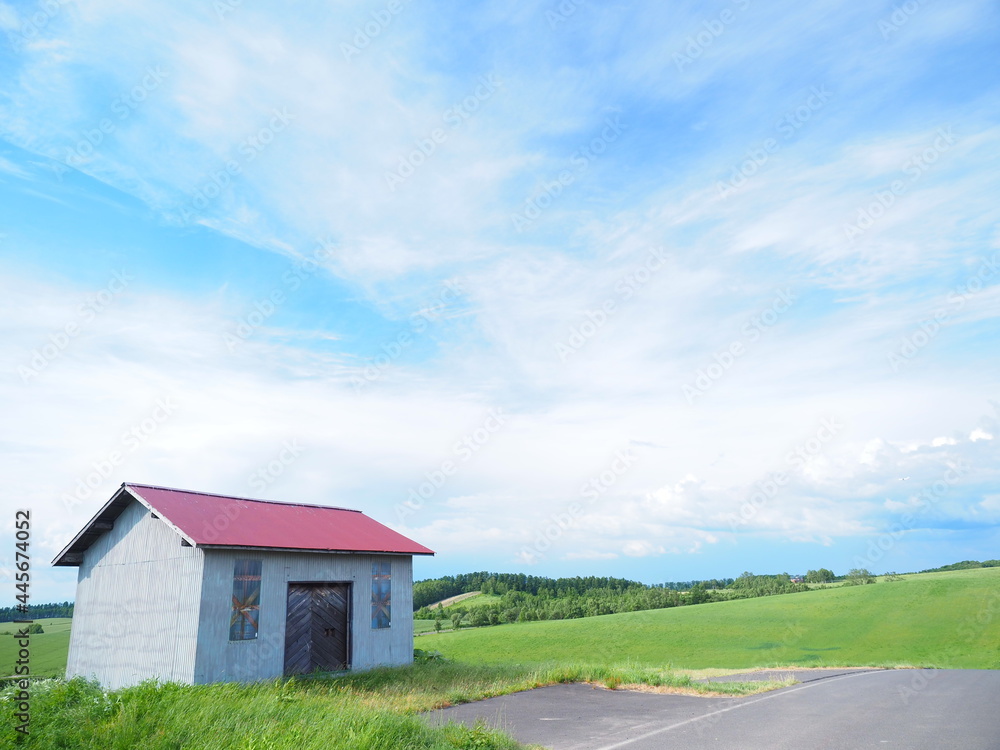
<box><xmin>65</xmin><ymin>500</ymin><xmax>204</xmax><ymax>689</ymax></box>
<box><xmin>65</xmin><ymin>498</ymin><xmax>417</xmax><ymax>687</ymax></box>
<box><xmin>194</xmin><ymin>551</ymin><xmax>414</xmax><ymax>684</ymax></box>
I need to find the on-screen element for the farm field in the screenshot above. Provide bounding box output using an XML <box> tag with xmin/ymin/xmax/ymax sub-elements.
<box><xmin>0</xmin><ymin>618</ymin><xmax>71</xmax><ymax>679</ymax></box>
<box><xmin>419</xmin><ymin>568</ymin><xmax>1000</xmax><ymax>670</ymax></box>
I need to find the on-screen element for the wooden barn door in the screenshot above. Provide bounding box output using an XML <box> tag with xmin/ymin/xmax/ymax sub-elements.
<box><xmin>284</xmin><ymin>582</ymin><xmax>351</xmax><ymax>675</ymax></box>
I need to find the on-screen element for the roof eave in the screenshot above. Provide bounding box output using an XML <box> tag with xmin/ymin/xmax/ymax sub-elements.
<box><xmin>197</xmin><ymin>544</ymin><xmax>435</xmax><ymax>556</ymax></box>
<box><xmin>51</xmin><ymin>484</ymin><xmax>132</xmax><ymax>566</ymax></box>
<box><xmin>51</xmin><ymin>483</ymin><xmax>198</xmax><ymax>567</ymax></box>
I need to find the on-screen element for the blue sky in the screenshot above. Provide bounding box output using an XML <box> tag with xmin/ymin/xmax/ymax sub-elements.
<box><xmin>1</xmin><ymin>0</ymin><xmax>999</xmax><ymax>604</ymax></box>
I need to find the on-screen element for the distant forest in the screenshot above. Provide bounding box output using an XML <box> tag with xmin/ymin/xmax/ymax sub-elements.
<box><xmin>918</xmin><ymin>559</ymin><xmax>1000</xmax><ymax>573</ymax></box>
<box><xmin>413</xmin><ymin>571</ymin><xmax>806</xmax><ymax>625</ymax></box>
<box><xmin>413</xmin><ymin>560</ymin><xmax>1000</xmax><ymax>627</ymax></box>
<box><xmin>0</xmin><ymin>602</ymin><xmax>74</xmax><ymax>623</ymax></box>
<box><xmin>412</xmin><ymin>572</ymin><xmax>737</xmax><ymax>610</ymax></box>
<box><xmin>7</xmin><ymin>561</ymin><xmax>996</xmax><ymax>626</ymax></box>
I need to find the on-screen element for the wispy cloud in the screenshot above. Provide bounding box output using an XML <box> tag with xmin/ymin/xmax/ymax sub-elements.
<box><xmin>1</xmin><ymin>0</ymin><xmax>999</xmax><ymax>595</ymax></box>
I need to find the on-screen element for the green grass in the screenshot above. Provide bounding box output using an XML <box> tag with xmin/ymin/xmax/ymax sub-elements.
<box><xmin>416</xmin><ymin>619</ymin><xmax>462</xmax><ymax>635</ymax></box>
<box><xmin>0</xmin><ymin>661</ymin><xmax>783</xmax><ymax>749</ymax></box>
<box><xmin>0</xmin><ymin>619</ymin><xmax>71</xmax><ymax>679</ymax></box>
<box><xmin>415</xmin><ymin>594</ymin><xmax>505</xmax><ymax>634</ymax></box>
<box><xmin>449</xmin><ymin>594</ymin><xmax>502</xmax><ymax>609</ymax></box>
<box><xmin>418</xmin><ymin>568</ymin><xmax>1000</xmax><ymax>670</ymax></box>
<box><xmin>6</xmin><ymin>568</ymin><xmax>997</xmax><ymax>747</ymax></box>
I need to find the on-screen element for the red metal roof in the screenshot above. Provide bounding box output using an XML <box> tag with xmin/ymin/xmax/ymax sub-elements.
<box><xmin>127</xmin><ymin>483</ymin><xmax>434</xmax><ymax>554</ymax></box>
<box><xmin>52</xmin><ymin>483</ymin><xmax>433</xmax><ymax>565</ymax></box>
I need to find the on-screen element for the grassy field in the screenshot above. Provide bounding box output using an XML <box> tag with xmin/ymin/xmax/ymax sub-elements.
<box><xmin>0</xmin><ymin>618</ymin><xmax>71</xmax><ymax>679</ymax></box>
<box><xmin>5</xmin><ymin>569</ymin><xmax>996</xmax><ymax>747</ymax></box>
<box><xmin>415</xmin><ymin>593</ymin><xmax>505</xmax><ymax>634</ymax></box>
<box><xmin>0</xmin><ymin>661</ymin><xmax>783</xmax><ymax>749</ymax></box>
<box><xmin>419</xmin><ymin>568</ymin><xmax>1000</xmax><ymax>670</ymax></box>
<box><xmin>12</xmin><ymin>569</ymin><xmax>1000</xmax><ymax>679</ymax></box>
<box><xmin>415</xmin><ymin>619</ymin><xmax>447</xmax><ymax>635</ymax></box>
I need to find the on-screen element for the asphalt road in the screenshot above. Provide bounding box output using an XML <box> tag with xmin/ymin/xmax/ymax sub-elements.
<box><xmin>426</xmin><ymin>669</ymin><xmax>1000</xmax><ymax>749</ymax></box>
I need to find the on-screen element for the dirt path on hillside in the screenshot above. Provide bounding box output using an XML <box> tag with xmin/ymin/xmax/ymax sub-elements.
<box><xmin>427</xmin><ymin>591</ymin><xmax>481</xmax><ymax>608</ymax></box>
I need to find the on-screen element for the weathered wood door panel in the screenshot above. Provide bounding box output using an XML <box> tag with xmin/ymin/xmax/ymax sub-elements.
<box><xmin>284</xmin><ymin>582</ymin><xmax>350</xmax><ymax>675</ymax></box>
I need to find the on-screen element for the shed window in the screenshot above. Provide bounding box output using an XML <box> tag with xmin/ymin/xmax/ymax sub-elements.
<box><xmin>371</xmin><ymin>561</ymin><xmax>391</xmax><ymax>629</ymax></box>
<box><xmin>230</xmin><ymin>560</ymin><xmax>262</xmax><ymax>641</ymax></box>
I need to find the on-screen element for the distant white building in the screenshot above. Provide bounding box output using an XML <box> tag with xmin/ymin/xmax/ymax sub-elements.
<box><xmin>53</xmin><ymin>483</ymin><xmax>433</xmax><ymax>689</ymax></box>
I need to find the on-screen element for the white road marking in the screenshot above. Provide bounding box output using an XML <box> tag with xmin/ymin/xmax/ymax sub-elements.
<box><xmin>592</xmin><ymin>670</ymin><xmax>893</xmax><ymax>750</ymax></box>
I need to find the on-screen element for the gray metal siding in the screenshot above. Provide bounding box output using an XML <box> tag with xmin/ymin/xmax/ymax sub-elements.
<box><xmin>65</xmin><ymin>500</ymin><xmax>204</xmax><ymax>689</ymax></box>
<box><xmin>193</xmin><ymin>551</ymin><xmax>414</xmax><ymax>684</ymax></box>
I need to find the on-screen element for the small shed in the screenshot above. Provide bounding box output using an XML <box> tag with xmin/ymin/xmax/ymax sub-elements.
<box><xmin>52</xmin><ymin>482</ymin><xmax>433</xmax><ymax>689</ymax></box>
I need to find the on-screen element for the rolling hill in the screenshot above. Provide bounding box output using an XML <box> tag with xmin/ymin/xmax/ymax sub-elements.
<box><xmin>417</xmin><ymin>568</ymin><xmax>1000</xmax><ymax>669</ymax></box>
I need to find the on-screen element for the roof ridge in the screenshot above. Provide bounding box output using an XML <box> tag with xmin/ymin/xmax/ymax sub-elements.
<box><xmin>123</xmin><ymin>482</ymin><xmax>362</xmax><ymax>513</ymax></box>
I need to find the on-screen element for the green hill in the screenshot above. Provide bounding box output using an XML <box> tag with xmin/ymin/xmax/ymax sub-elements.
<box><xmin>0</xmin><ymin>618</ymin><xmax>72</xmax><ymax>679</ymax></box>
<box><xmin>418</xmin><ymin>568</ymin><xmax>1000</xmax><ymax>670</ymax></box>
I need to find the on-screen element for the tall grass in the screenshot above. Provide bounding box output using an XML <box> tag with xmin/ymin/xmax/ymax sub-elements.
<box><xmin>0</xmin><ymin>661</ymin><xmax>783</xmax><ymax>749</ymax></box>
<box><xmin>0</xmin><ymin>672</ymin><xmax>517</xmax><ymax>750</ymax></box>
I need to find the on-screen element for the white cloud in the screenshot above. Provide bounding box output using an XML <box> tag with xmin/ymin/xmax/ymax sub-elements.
<box><xmin>622</xmin><ymin>540</ymin><xmax>666</xmax><ymax>558</ymax></box>
<box><xmin>0</xmin><ymin>154</ymin><xmax>30</xmax><ymax>178</ymax></box>
<box><xmin>563</xmin><ymin>551</ymin><xmax>619</xmax><ymax>561</ymax></box>
<box><xmin>0</xmin><ymin>2</ymin><xmax>21</xmax><ymax>32</ymax></box>
<box><xmin>2</xmin><ymin>0</ymin><xmax>999</xmax><ymax>591</ymax></box>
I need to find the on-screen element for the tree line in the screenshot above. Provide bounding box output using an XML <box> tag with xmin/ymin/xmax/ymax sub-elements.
<box><xmin>918</xmin><ymin>559</ymin><xmax>1000</xmax><ymax>573</ymax></box>
<box><xmin>415</xmin><ymin>571</ymin><xmax>808</xmax><ymax>627</ymax></box>
<box><xmin>0</xmin><ymin>601</ymin><xmax>74</xmax><ymax>623</ymax></box>
<box><xmin>412</xmin><ymin>572</ymin><xmax>743</xmax><ymax>611</ymax></box>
